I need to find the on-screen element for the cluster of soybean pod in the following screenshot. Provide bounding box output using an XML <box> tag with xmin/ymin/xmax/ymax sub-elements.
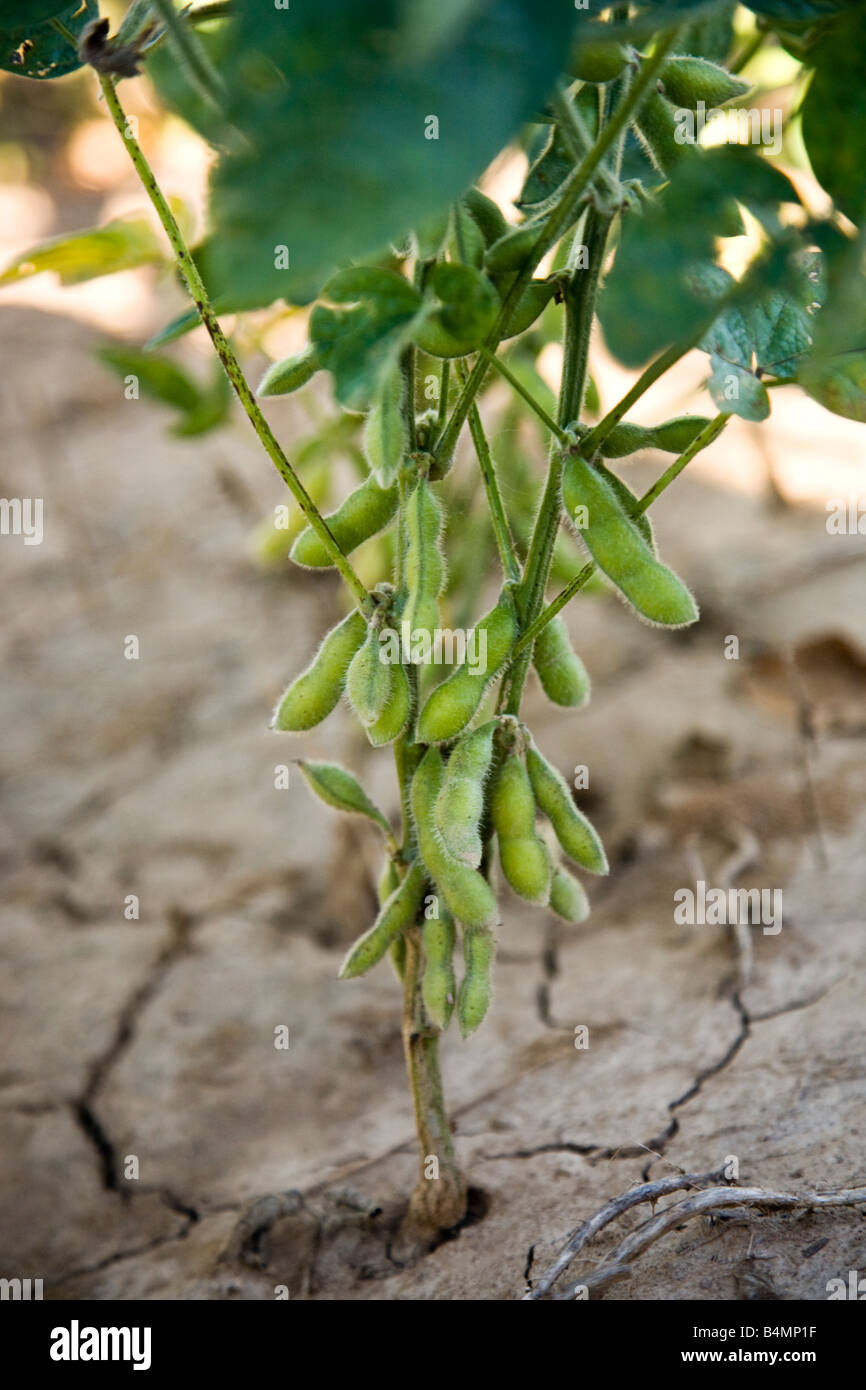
<box><xmin>266</xmin><ymin>46</ymin><xmax>743</xmax><ymax>1040</ymax></box>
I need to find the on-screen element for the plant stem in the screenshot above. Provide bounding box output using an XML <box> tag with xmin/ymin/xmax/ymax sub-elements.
<box><xmin>400</xmin><ymin>927</ymin><xmax>466</xmax><ymax>1239</ymax></box>
<box><xmin>463</xmin><ymin>387</ymin><xmax>521</xmax><ymax>584</ymax></box>
<box><xmin>97</xmin><ymin>75</ymin><xmax>370</xmax><ymax>612</ymax></box>
<box><xmin>478</xmin><ymin>348</ymin><xmax>568</xmax><ymax>443</ymax></box>
<box><xmin>581</xmin><ymin>336</ymin><xmax>699</xmax><ymax>458</ymax></box>
<box><xmin>512</xmin><ymin>412</ymin><xmax>730</xmax><ymax>655</ymax></box>
<box><xmin>150</xmin><ymin>0</ymin><xmax>227</xmax><ymax>108</ymax></box>
<box><xmin>431</xmin><ymin>25</ymin><xmax>680</xmax><ymax>469</ymax></box>
<box><xmin>503</xmin><ymin>207</ymin><xmax>611</xmax><ymax>713</ymax></box>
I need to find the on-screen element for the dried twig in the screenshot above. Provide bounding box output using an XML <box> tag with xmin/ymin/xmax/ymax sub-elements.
<box><xmin>529</xmin><ymin>1181</ymin><xmax>866</xmax><ymax>1300</ymax></box>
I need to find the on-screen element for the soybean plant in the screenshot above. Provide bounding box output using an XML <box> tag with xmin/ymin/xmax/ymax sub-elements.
<box><xmin>10</xmin><ymin>0</ymin><xmax>865</xmax><ymax>1242</ymax></box>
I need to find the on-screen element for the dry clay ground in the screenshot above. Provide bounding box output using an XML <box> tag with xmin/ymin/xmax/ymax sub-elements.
<box><xmin>1</xmin><ymin>305</ymin><xmax>865</xmax><ymax>1301</ymax></box>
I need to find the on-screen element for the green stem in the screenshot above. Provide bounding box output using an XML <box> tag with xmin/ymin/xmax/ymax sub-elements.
<box><xmin>431</xmin><ymin>25</ymin><xmax>680</xmax><ymax>469</ymax></box>
<box><xmin>97</xmin><ymin>75</ymin><xmax>370</xmax><ymax>612</ymax></box>
<box><xmin>503</xmin><ymin>207</ymin><xmax>611</xmax><ymax>713</ymax></box>
<box><xmin>581</xmin><ymin>336</ymin><xmax>699</xmax><ymax>458</ymax></box>
<box><xmin>462</xmin><ymin>381</ymin><xmax>521</xmax><ymax>584</ymax></box>
<box><xmin>512</xmin><ymin>412</ymin><xmax>731</xmax><ymax>656</ymax></box>
<box><xmin>479</xmin><ymin>348</ymin><xmax>568</xmax><ymax>443</ymax></box>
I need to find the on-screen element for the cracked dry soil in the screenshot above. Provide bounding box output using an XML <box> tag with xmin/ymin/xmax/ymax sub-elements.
<box><xmin>1</xmin><ymin>307</ymin><xmax>865</xmax><ymax>1300</ymax></box>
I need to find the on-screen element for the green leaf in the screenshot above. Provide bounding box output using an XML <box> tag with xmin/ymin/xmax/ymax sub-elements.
<box><xmin>598</xmin><ymin>148</ymin><xmax>800</xmax><ymax>366</ymax></box>
<box><xmin>0</xmin><ymin>216</ymin><xmax>164</xmax><ymax>287</ymax></box>
<box><xmin>97</xmin><ymin>347</ymin><xmax>232</xmax><ymax>437</ymax></box>
<box><xmin>296</xmin><ymin>760</ymin><xmax>390</xmax><ymax>832</ymax></box>
<box><xmin>429</xmin><ymin>263</ymin><xmax>499</xmax><ymax>346</ymax></box>
<box><xmin>799</xmin><ymin>226</ymin><xmax>866</xmax><ymax>422</ymax></box>
<box><xmin>177</xmin><ymin>0</ymin><xmax>575</xmax><ymax>307</ymax></box>
<box><xmin>310</xmin><ymin>267</ymin><xmax>422</xmax><ymax>409</ymax></box>
<box><xmin>0</xmin><ymin>0</ymin><xmax>96</xmax><ymax>80</ymax></box>
<box><xmin>801</xmin><ymin>13</ymin><xmax>866</xmax><ymax>223</ymax></box>
<box><xmin>700</xmin><ymin>276</ymin><xmax>815</xmax><ymax>419</ymax></box>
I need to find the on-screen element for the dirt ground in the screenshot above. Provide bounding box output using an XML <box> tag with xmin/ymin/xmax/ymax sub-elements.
<box><xmin>1</xmin><ymin>300</ymin><xmax>865</xmax><ymax>1301</ymax></box>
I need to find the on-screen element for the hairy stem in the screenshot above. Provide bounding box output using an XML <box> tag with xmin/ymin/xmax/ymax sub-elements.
<box><xmin>479</xmin><ymin>348</ymin><xmax>568</xmax><ymax>442</ymax></box>
<box><xmin>463</xmin><ymin>386</ymin><xmax>521</xmax><ymax>584</ymax></box>
<box><xmin>97</xmin><ymin>75</ymin><xmax>370</xmax><ymax>612</ymax></box>
<box><xmin>401</xmin><ymin>927</ymin><xmax>467</xmax><ymax>1238</ymax></box>
<box><xmin>150</xmin><ymin>0</ymin><xmax>226</xmax><ymax>108</ymax></box>
<box><xmin>432</xmin><ymin>25</ymin><xmax>679</xmax><ymax>468</ymax></box>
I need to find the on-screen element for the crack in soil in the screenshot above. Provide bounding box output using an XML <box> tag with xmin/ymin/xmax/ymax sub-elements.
<box><xmin>71</xmin><ymin>906</ymin><xmax>197</xmax><ymax>1194</ymax></box>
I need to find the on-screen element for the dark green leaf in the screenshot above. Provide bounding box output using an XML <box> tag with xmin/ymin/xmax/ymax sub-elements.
<box><xmin>0</xmin><ymin>0</ymin><xmax>96</xmax><ymax>80</ymax></box>
<box><xmin>310</xmin><ymin>267</ymin><xmax>422</xmax><ymax>409</ymax></box>
<box><xmin>801</xmin><ymin>13</ymin><xmax>866</xmax><ymax>223</ymax></box>
<box><xmin>181</xmin><ymin>0</ymin><xmax>575</xmax><ymax>307</ymax></box>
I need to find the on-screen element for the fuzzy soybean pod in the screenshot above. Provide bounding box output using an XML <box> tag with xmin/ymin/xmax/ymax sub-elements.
<box><xmin>526</xmin><ymin>743</ymin><xmax>608</xmax><ymax>876</ymax></box>
<box><xmin>366</xmin><ymin>655</ymin><xmax>411</xmax><ymax>747</ymax></box>
<box><xmin>402</xmin><ymin>480</ymin><xmax>444</xmax><ymax>653</ymax></box>
<box><xmin>550</xmin><ymin>866</ymin><xmax>590</xmax><ymax>924</ymax></box>
<box><xmin>339</xmin><ymin>861</ymin><xmax>426</xmax><ymax>979</ymax></box>
<box><xmin>491</xmin><ymin>754</ymin><xmax>552</xmax><ymax>905</ymax></box>
<box><xmin>659</xmin><ymin>56</ymin><xmax>749</xmax><ymax>111</ymax></box>
<box><xmin>457</xmin><ymin>926</ymin><xmax>496</xmax><ymax>1038</ymax></box>
<box><xmin>483</xmin><ymin>222</ymin><xmax>541</xmax><ymax>284</ymax></box>
<box><xmin>653</xmin><ymin>415</ymin><xmax>713</xmax><ymax>454</ymax></box>
<box><xmin>562</xmin><ymin>453</ymin><xmax>698</xmax><ymax>627</ymax></box>
<box><xmin>272</xmin><ymin>609</ymin><xmax>366</xmax><ymax>732</ymax></box>
<box><xmin>634</xmin><ymin>90</ymin><xmax>693</xmax><ymax>176</ymax></box>
<box><xmin>291</xmin><ymin>475</ymin><xmax>398</xmax><ymax>568</ymax></box>
<box><xmin>421</xmin><ymin>910</ymin><xmax>457</xmax><ymax>1029</ymax></box>
<box><xmin>533</xmin><ymin>617</ymin><xmax>590</xmax><ymax>709</ymax></box>
<box><xmin>411</xmin><ymin>748</ymin><xmax>499</xmax><ymax>930</ymax></box>
<box><xmin>346</xmin><ymin>624</ymin><xmax>392</xmax><ymax>728</ymax></box>
<box><xmin>434</xmin><ymin>721</ymin><xmax>497</xmax><ymax>867</ymax></box>
<box><xmin>416</xmin><ymin>591</ymin><xmax>517</xmax><ymax>744</ymax></box>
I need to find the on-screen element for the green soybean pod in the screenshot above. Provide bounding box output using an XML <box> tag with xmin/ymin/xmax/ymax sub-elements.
<box><xmin>257</xmin><ymin>344</ymin><xmax>320</xmax><ymax>397</ymax></box>
<box><xmin>411</xmin><ymin>749</ymin><xmax>499</xmax><ymax>930</ymax></box>
<box><xmin>653</xmin><ymin>415</ymin><xmax>713</xmax><ymax>454</ymax></box>
<box><xmin>291</xmin><ymin>475</ymin><xmax>399</xmax><ymax>568</ymax></box>
<box><xmin>483</xmin><ymin>222</ymin><xmax>541</xmax><ymax>281</ymax></box>
<box><xmin>499</xmin><ymin>836</ymin><xmax>553</xmax><ymax>904</ymax></box>
<box><xmin>447</xmin><ymin>201</ymin><xmax>485</xmax><ymax>268</ymax></box>
<box><xmin>346</xmin><ymin>625</ymin><xmax>391</xmax><ymax>728</ymax></box>
<box><xmin>462</xmin><ymin>187</ymin><xmax>509</xmax><ymax>249</ymax></box>
<box><xmin>457</xmin><ymin>926</ymin><xmax>496</xmax><ymax>1038</ymax></box>
<box><xmin>571</xmin><ymin>41</ymin><xmax>629</xmax><ymax>84</ymax></box>
<box><xmin>550</xmin><ymin>867</ymin><xmax>590</xmax><ymax>924</ymax></box>
<box><xmin>491</xmin><ymin>755</ymin><xmax>552</xmax><ymax>904</ymax></box>
<box><xmin>659</xmin><ymin>56</ymin><xmax>749</xmax><ymax>111</ymax></box>
<box><xmin>416</xmin><ymin>591</ymin><xmax>517</xmax><ymax>744</ymax></box>
<box><xmin>634</xmin><ymin>90</ymin><xmax>694</xmax><ymax>176</ymax></box>
<box><xmin>491</xmin><ymin>754</ymin><xmax>536</xmax><ymax>841</ymax></box>
<box><xmin>363</xmin><ymin>366</ymin><xmax>407</xmax><ymax>488</ymax></box>
<box><xmin>562</xmin><ymin>454</ymin><xmax>698</xmax><ymax>627</ymax></box>
<box><xmin>599</xmin><ymin>421</ymin><xmax>658</xmax><ymax>459</ymax></box>
<box><xmin>533</xmin><ymin>617</ymin><xmax>590</xmax><ymax>709</ymax></box>
<box><xmin>339</xmin><ymin>861</ymin><xmax>426</xmax><ymax>979</ymax></box>
<box><xmin>526</xmin><ymin>743</ymin><xmax>608</xmax><ymax>876</ymax></box>
<box><xmin>272</xmin><ymin>609</ymin><xmax>366</xmax><ymax>732</ymax></box>
<box><xmin>378</xmin><ymin>857</ymin><xmax>399</xmax><ymax>905</ymax></box>
<box><xmin>502</xmin><ymin>279</ymin><xmax>557</xmax><ymax>340</ymax></box>
<box><xmin>402</xmin><ymin>480</ymin><xmax>444</xmax><ymax>652</ymax></box>
<box><xmin>422</xmin><ymin>910</ymin><xmax>457</xmax><ymax>1029</ymax></box>
<box><xmin>367</xmin><ymin>657</ymin><xmax>411</xmax><ymax>747</ymax></box>
<box><xmin>434</xmin><ymin>720</ymin><xmax>496</xmax><ymax>867</ymax></box>
<box><xmin>594</xmin><ymin>460</ymin><xmax>655</xmax><ymax>550</ymax></box>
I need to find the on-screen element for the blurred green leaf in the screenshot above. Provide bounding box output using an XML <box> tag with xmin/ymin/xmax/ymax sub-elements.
<box><xmin>97</xmin><ymin>346</ymin><xmax>232</xmax><ymax>437</ymax></box>
<box><xmin>0</xmin><ymin>216</ymin><xmax>164</xmax><ymax>287</ymax></box>
<box><xmin>801</xmin><ymin>12</ymin><xmax>866</xmax><ymax>224</ymax></box>
<box><xmin>168</xmin><ymin>0</ymin><xmax>575</xmax><ymax>307</ymax></box>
